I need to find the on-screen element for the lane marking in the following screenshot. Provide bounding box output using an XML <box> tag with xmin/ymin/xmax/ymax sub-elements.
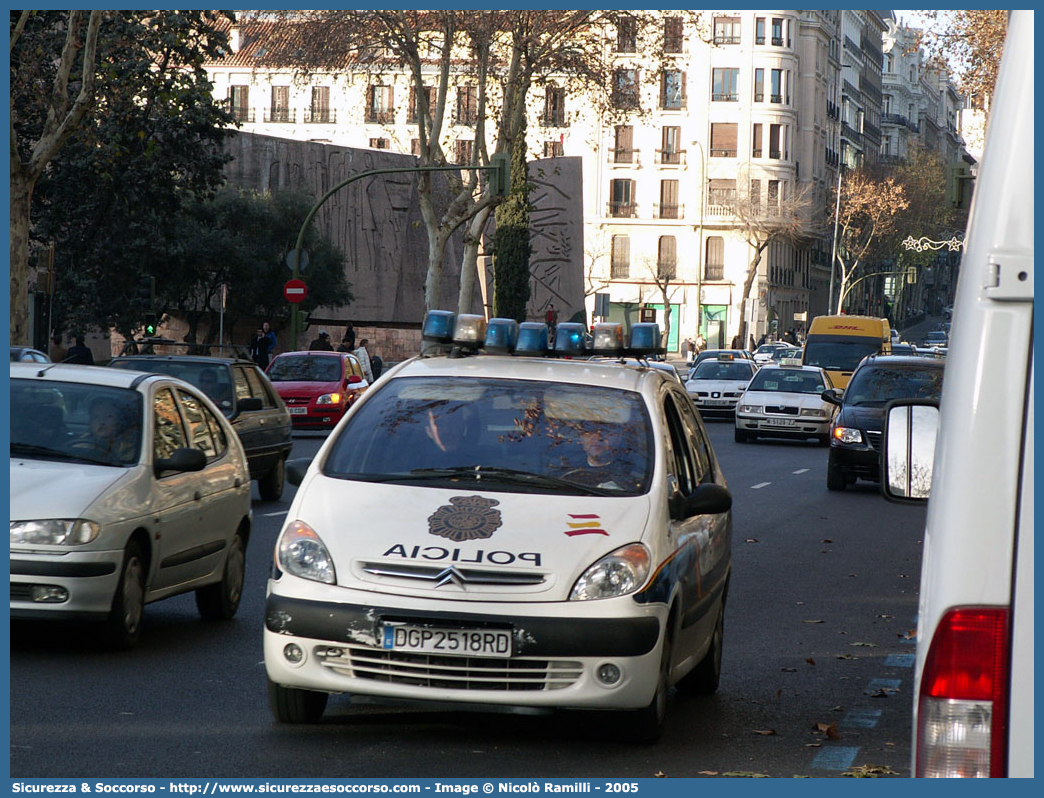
<box><xmin>885</xmin><ymin>653</ymin><xmax>915</xmax><ymax>668</ymax></box>
<box><xmin>751</xmin><ymin>482</ymin><xmax>771</xmax><ymax>489</ymax></box>
<box><xmin>842</xmin><ymin>708</ymin><xmax>882</xmax><ymax>729</ymax></box>
<box><xmin>812</xmin><ymin>746</ymin><xmax>860</xmax><ymax>771</ymax></box>
<box><xmin>261</xmin><ymin>511</ymin><xmax>287</xmax><ymax>517</ymax></box>
<box><xmin>866</xmin><ymin>678</ymin><xmax>902</xmax><ymax>691</ymax></box>
<box><xmin>792</xmin><ymin>468</ymin><xmax>809</xmax><ymax>474</ymax></box>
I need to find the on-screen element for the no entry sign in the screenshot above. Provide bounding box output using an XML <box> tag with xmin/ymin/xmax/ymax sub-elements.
<box><xmin>284</xmin><ymin>279</ymin><xmax>307</xmax><ymax>303</ymax></box>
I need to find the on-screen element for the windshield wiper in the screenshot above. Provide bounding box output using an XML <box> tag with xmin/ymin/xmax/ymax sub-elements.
<box><xmin>10</xmin><ymin>442</ymin><xmax>111</xmax><ymax>465</ymax></box>
<box><xmin>351</xmin><ymin>465</ymin><xmax>611</xmax><ymax>495</ymax></box>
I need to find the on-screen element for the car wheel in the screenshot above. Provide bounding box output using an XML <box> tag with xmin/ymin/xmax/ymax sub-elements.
<box><xmin>626</xmin><ymin>621</ymin><xmax>672</xmax><ymax>744</ymax></box>
<box><xmin>734</xmin><ymin>429</ymin><xmax>748</xmax><ymax>443</ymax></box>
<box><xmin>196</xmin><ymin>530</ymin><xmax>246</xmax><ymax>620</ymax></box>
<box><xmin>105</xmin><ymin>540</ymin><xmax>146</xmax><ymax>649</ymax></box>
<box><xmin>826</xmin><ymin>454</ymin><xmax>847</xmax><ymax>491</ymax></box>
<box><xmin>258</xmin><ymin>457</ymin><xmax>285</xmax><ymax>502</ymax></box>
<box><xmin>268</xmin><ymin>677</ymin><xmax>328</xmax><ymax>724</ymax></box>
<box><xmin>676</xmin><ymin>603</ymin><xmax>724</xmax><ymax>695</ymax></box>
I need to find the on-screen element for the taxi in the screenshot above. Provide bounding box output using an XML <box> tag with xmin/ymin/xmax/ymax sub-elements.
<box><xmin>734</xmin><ymin>360</ymin><xmax>835</xmax><ymax>444</ymax></box>
<box><xmin>684</xmin><ymin>353</ymin><xmax>758</xmax><ymax>417</ymax></box>
<box><xmin>264</xmin><ymin>314</ymin><xmax>734</xmax><ymax>742</ymax></box>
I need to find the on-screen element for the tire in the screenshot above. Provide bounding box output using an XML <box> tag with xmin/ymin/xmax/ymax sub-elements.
<box><xmin>676</xmin><ymin>603</ymin><xmax>724</xmax><ymax>695</ymax></box>
<box><xmin>626</xmin><ymin>622</ymin><xmax>673</xmax><ymax>744</ymax></box>
<box><xmin>268</xmin><ymin>677</ymin><xmax>328</xmax><ymax>724</ymax></box>
<box><xmin>734</xmin><ymin>429</ymin><xmax>748</xmax><ymax>443</ymax></box>
<box><xmin>105</xmin><ymin>540</ymin><xmax>146</xmax><ymax>649</ymax></box>
<box><xmin>826</xmin><ymin>454</ymin><xmax>847</xmax><ymax>491</ymax></box>
<box><xmin>258</xmin><ymin>457</ymin><xmax>285</xmax><ymax>502</ymax></box>
<box><xmin>196</xmin><ymin>531</ymin><xmax>246</xmax><ymax>620</ymax></box>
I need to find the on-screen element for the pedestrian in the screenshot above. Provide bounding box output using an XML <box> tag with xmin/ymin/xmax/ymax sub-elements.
<box><xmin>749</xmin><ymin>335</ymin><xmax>757</xmax><ymax>352</ymax></box>
<box><xmin>545</xmin><ymin>303</ymin><xmax>558</xmax><ymax>339</ymax></box>
<box><xmin>342</xmin><ymin>321</ymin><xmax>357</xmax><ymax>353</ymax></box>
<box><xmin>66</xmin><ymin>335</ymin><xmax>94</xmax><ymax>365</ymax></box>
<box><xmin>309</xmin><ymin>330</ymin><xmax>334</xmax><ymax>351</ymax></box>
<box><xmin>48</xmin><ymin>334</ymin><xmax>68</xmax><ymax>363</ymax></box>
<box><xmin>757</xmin><ymin>334</ymin><xmax>767</xmax><ymax>347</ymax></box>
<box><xmin>249</xmin><ymin>327</ymin><xmax>272</xmax><ymax>369</ymax></box>
<box><xmin>354</xmin><ymin>338</ymin><xmax>375</xmax><ymax>382</ymax></box>
<box><xmin>731</xmin><ymin>334</ymin><xmax>742</xmax><ymax>350</ymax></box>
<box><xmin>695</xmin><ymin>333</ymin><xmax>706</xmax><ymax>354</ymax></box>
<box><xmin>370</xmin><ymin>349</ymin><xmax>383</xmax><ymax>380</ymax></box>
<box><xmin>262</xmin><ymin>321</ymin><xmax>277</xmax><ymax>358</ymax></box>
<box><xmin>686</xmin><ymin>338</ymin><xmax>696</xmax><ymax>365</ymax></box>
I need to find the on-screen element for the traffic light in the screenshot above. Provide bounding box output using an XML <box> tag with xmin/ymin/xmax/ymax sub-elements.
<box><xmin>488</xmin><ymin>152</ymin><xmax>510</xmax><ymax>199</ymax></box>
<box><xmin>137</xmin><ymin>275</ymin><xmax>156</xmax><ymax>308</ymax></box>
<box><xmin>143</xmin><ymin>312</ymin><xmax>158</xmax><ymax>337</ymax></box>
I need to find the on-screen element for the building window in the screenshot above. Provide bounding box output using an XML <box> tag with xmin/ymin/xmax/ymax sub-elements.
<box><xmin>705</xmin><ymin>236</ymin><xmax>725</xmax><ymax>281</ymax></box>
<box><xmin>454</xmin><ymin>139</ymin><xmax>474</xmax><ymax>164</ymax></box>
<box><xmin>543</xmin><ymin>85</ymin><xmax>567</xmax><ymax>126</ymax></box>
<box><xmin>714</xmin><ymin>16</ymin><xmax>741</xmax><ymax>45</ymax></box>
<box><xmin>755</xmin><ymin>17</ymin><xmax>765</xmax><ymax>45</ymax></box>
<box><xmin>456</xmin><ymin>86</ymin><xmax>478</xmax><ymax>126</ymax></box>
<box><xmin>771</xmin><ymin>17</ymin><xmax>784</xmax><ymax>46</ymax></box>
<box><xmin>407</xmin><ymin>85</ymin><xmax>436</xmax><ymax>124</ymax></box>
<box><xmin>267</xmin><ymin>86</ymin><xmax>289</xmax><ymax>123</ymax></box>
<box><xmin>228</xmin><ymin>85</ymin><xmax>251</xmax><ymax>122</ymax></box>
<box><xmin>754</xmin><ymin>68</ymin><xmax>764</xmax><ymax>102</ymax></box>
<box><xmin>366</xmin><ymin>85</ymin><xmax>395</xmax><ymax>124</ymax></box>
<box><xmin>658</xmin><ymin>180</ymin><xmax>679</xmax><ymax>219</ymax></box>
<box><xmin>768</xmin><ymin>179</ymin><xmax>783</xmax><ymax>213</ymax></box>
<box><xmin>708</xmin><ymin>178</ymin><xmax>736</xmax><ymax>206</ymax></box>
<box><xmin>710</xmin><ymin>123</ymin><xmax>737</xmax><ymax>157</ymax></box>
<box><xmin>657</xmin><ymin>236</ymin><xmax>677</xmax><ymax>280</ymax></box>
<box><xmin>611</xmin><ymin>235</ymin><xmax>630</xmax><ymax>278</ymax></box>
<box><xmin>660</xmin><ymin>70</ymin><xmax>686</xmax><ymax>110</ymax></box>
<box><xmin>369</xmin><ymin>137</ymin><xmax>389</xmax><ymax>149</ymax></box>
<box><xmin>659</xmin><ymin>126</ymin><xmax>683</xmax><ymax>164</ymax></box>
<box><xmin>664</xmin><ymin>16</ymin><xmax>684</xmax><ymax>53</ymax></box>
<box><xmin>752</xmin><ymin>123</ymin><xmax>762</xmax><ymax>158</ymax></box>
<box><xmin>769</xmin><ymin>123</ymin><xmax>783</xmax><ymax>159</ymax></box>
<box><xmin>543</xmin><ymin>140</ymin><xmax>564</xmax><ymax>158</ymax></box>
<box><xmin>771</xmin><ymin>69</ymin><xmax>786</xmax><ymax>103</ymax></box>
<box><xmin>712</xmin><ymin>68</ymin><xmax>739</xmax><ymax>102</ymax></box>
<box><xmin>612</xmin><ymin>68</ymin><xmax>640</xmax><ymax>110</ymax></box>
<box><xmin>613</xmin><ymin>125</ymin><xmax>634</xmax><ymax>164</ymax></box>
<box><xmin>305</xmin><ymin>86</ymin><xmax>332</xmax><ymax>123</ymax></box>
<box><xmin>609</xmin><ymin>179</ymin><xmax>636</xmax><ymax>217</ymax></box>
<box><xmin>616</xmin><ymin>17</ymin><xmax>637</xmax><ymax>53</ymax></box>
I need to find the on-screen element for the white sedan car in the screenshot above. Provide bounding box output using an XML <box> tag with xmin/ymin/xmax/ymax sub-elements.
<box><xmin>264</xmin><ymin>314</ymin><xmax>733</xmax><ymax>742</ymax></box>
<box><xmin>10</xmin><ymin>362</ymin><xmax>252</xmax><ymax>647</ymax></box>
<box><xmin>734</xmin><ymin>363</ymin><xmax>836</xmax><ymax>444</ymax></box>
<box><xmin>684</xmin><ymin>355</ymin><xmax>758</xmax><ymax>417</ymax></box>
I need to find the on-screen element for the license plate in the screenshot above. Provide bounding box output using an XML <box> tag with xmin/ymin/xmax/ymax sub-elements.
<box><xmin>765</xmin><ymin>418</ymin><xmax>795</xmax><ymax>427</ymax></box>
<box><xmin>704</xmin><ymin>400</ymin><xmax>731</xmax><ymax>406</ymax></box>
<box><xmin>288</xmin><ymin>407</ymin><xmax>308</xmax><ymax>415</ymax></box>
<box><xmin>381</xmin><ymin>625</ymin><xmax>512</xmax><ymax>658</ymax></box>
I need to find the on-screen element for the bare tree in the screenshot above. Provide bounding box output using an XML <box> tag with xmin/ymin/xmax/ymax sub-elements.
<box><xmin>911</xmin><ymin>10</ymin><xmax>1008</xmax><ymax>109</ymax></box>
<box><xmin>10</xmin><ymin>10</ymin><xmax>103</xmax><ymax>344</ymax></box>
<box><xmin>637</xmin><ymin>252</ymin><xmax>681</xmax><ymax>350</ymax></box>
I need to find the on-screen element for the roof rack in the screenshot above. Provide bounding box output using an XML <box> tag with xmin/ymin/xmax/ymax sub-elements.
<box><xmin>118</xmin><ymin>337</ymin><xmax>251</xmax><ymax>360</ymax></box>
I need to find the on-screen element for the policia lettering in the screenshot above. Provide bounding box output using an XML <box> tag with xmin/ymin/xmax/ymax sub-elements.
<box><xmin>383</xmin><ymin>544</ymin><xmax>541</xmax><ymax>567</ymax></box>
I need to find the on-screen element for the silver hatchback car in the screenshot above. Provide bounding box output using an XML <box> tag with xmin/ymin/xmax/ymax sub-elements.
<box><xmin>10</xmin><ymin>363</ymin><xmax>253</xmax><ymax>647</ymax></box>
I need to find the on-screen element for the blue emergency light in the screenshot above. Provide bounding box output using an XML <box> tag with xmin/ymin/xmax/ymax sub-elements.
<box><xmin>629</xmin><ymin>323</ymin><xmax>661</xmax><ymax>356</ymax></box>
<box><xmin>553</xmin><ymin>322</ymin><xmax>588</xmax><ymax>356</ymax></box>
<box><xmin>515</xmin><ymin>322</ymin><xmax>550</xmax><ymax>355</ymax></box>
<box><xmin>484</xmin><ymin>318</ymin><xmax>518</xmax><ymax>353</ymax></box>
<box><xmin>421</xmin><ymin>310</ymin><xmax>456</xmax><ymax>343</ymax></box>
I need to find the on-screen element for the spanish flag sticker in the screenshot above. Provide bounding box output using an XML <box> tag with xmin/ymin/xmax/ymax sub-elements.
<box><xmin>564</xmin><ymin>513</ymin><xmax>609</xmax><ymax>536</ymax></box>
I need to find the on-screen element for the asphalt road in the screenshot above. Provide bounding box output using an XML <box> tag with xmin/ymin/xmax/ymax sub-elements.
<box><xmin>10</xmin><ymin>419</ymin><xmax>926</xmax><ymax>779</ymax></box>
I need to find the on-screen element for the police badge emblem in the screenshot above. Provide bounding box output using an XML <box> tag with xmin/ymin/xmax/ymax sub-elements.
<box><xmin>428</xmin><ymin>496</ymin><xmax>502</xmax><ymax>542</ymax></box>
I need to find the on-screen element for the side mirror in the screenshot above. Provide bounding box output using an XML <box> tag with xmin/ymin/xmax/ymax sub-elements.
<box><xmin>155</xmin><ymin>447</ymin><xmax>206</xmax><ymax>475</ymax></box>
<box><xmin>881</xmin><ymin>399</ymin><xmax>939</xmax><ymax>503</ymax></box>
<box><xmin>236</xmin><ymin>397</ymin><xmax>262</xmax><ymax>413</ymax></box>
<box><xmin>821</xmin><ymin>388</ymin><xmax>843</xmax><ymax>406</ymax></box>
<box><xmin>286</xmin><ymin>457</ymin><xmax>313</xmax><ymax>486</ymax></box>
<box><xmin>670</xmin><ymin>482</ymin><xmax>733</xmax><ymax>520</ymax></box>
<box><xmin>347</xmin><ymin>374</ymin><xmax>362</xmax><ymax>385</ymax></box>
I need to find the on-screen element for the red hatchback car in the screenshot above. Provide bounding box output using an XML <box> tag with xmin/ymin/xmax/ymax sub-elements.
<box><xmin>266</xmin><ymin>351</ymin><xmax>369</xmax><ymax>429</ymax></box>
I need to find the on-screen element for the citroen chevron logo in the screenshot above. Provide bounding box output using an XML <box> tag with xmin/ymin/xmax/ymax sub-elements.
<box><xmin>434</xmin><ymin>566</ymin><xmax>467</xmax><ymax>590</ymax></box>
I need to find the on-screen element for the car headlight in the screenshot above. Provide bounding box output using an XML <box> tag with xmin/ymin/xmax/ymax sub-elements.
<box><xmin>316</xmin><ymin>392</ymin><xmax>343</xmax><ymax>406</ymax></box>
<box><xmin>832</xmin><ymin>426</ymin><xmax>864</xmax><ymax>445</ymax></box>
<box><xmin>800</xmin><ymin>407</ymin><xmax>830</xmax><ymax>418</ymax></box>
<box><xmin>569</xmin><ymin>543</ymin><xmax>651</xmax><ymax>601</ymax></box>
<box><xmin>10</xmin><ymin>519</ymin><xmax>100</xmax><ymax>546</ymax></box>
<box><xmin>738</xmin><ymin>404</ymin><xmax>762</xmax><ymax>414</ymax></box>
<box><xmin>277</xmin><ymin>520</ymin><xmax>336</xmax><ymax>584</ymax></box>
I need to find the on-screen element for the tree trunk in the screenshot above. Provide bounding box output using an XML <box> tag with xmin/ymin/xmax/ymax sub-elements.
<box><xmin>10</xmin><ymin>175</ymin><xmax>33</xmax><ymax>346</ymax></box>
<box><xmin>458</xmin><ymin>205</ymin><xmax>492</xmax><ymax>315</ymax></box>
<box><xmin>736</xmin><ymin>244</ymin><xmax>767</xmax><ymax>346</ymax></box>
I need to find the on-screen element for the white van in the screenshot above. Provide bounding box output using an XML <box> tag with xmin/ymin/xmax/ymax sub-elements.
<box><xmin>880</xmin><ymin>10</ymin><xmax>1033</xmax><ymax>778</ymax></box>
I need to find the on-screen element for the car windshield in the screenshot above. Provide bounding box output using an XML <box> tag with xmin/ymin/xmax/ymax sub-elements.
<box><xmin>110</xmin><ymin>358</ymin><xmax>234</xmax><ymax>414</ymax></box>
<box><xmin>10</xmin><ymin>379</ymin><xmax>143</xmax><ymax>466</ymax></box>
<box><xmin>747</xmin><ymin>370</ymin><xmax>825</xmax><ymax>394</ymax></box>
<box><xmin>691</xmin><ymin>362</ymin><xmax>752</xmax><ymax>381</ymax></box>
<box><xmin>844</xmin><ymin>365</ymin><xmax>945</xmax><ymax>406</ymax></box>
<box><xmin>803</xmin><ymin>340</ymin><xmax>882</xmax><ymax>372</ymax></box>
<box><xmin>323</xmin><ymin>376</ymin><xmax>654</xmax><ymax>496</ymax></box>
<box><xmin>268</xmin><ymin>355</ymin><xmax>342</xmax><ymax>382</ymax></box>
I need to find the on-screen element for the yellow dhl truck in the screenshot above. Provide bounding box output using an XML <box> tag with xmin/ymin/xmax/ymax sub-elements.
<box><xmin>801</xmin><ymin>314</ymin><xmax>891</xmax><ymax>388</ymax></box>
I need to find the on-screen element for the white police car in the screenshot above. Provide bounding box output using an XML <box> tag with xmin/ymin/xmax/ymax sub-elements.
<box><xmin>734</xmin><ymin>361</ymin><xmax>835</xmax><ymax>444</ymax></box>
<box><xmin>684</xmin><ymin>353</ymin><xmax>758</xmax><ymax>417</ymax></box>
<box><xmin>264</xmin><ymin>314</ymin><xmax>733</xmax><ymax>742</ymax></box>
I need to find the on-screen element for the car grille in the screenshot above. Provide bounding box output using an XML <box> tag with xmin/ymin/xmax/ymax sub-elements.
<box><xmin>865</xmin><ymin>430</ymin><xmax>883</xmax><ymax>451</ymax></box>
<box><xmin>765</xmin><ymin>405</ymin><xmax>799</xmax><ymax>415</ymax></box>
<box><xmin>358</xmin><ymin>561</ymin><xmax>547</xmax><ymax>590</ymax></box>
<box><xmin>282</xmin><ymin>396</ymin><xmax>311</xmax><ymax>406</ymax></box>
<box><xmin>317</xmin><ymin>645</ymin><xmax>582</xmax><ymax>691</ymax></box>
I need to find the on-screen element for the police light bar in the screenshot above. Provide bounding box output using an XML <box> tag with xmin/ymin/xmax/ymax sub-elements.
<box><xmin>422</xmin><ymin>310</ymin><xmax>456</xmax><ymax>343</ymax></box>
<box><xmin>553</xmin><ymin>322</ymin><xmax>588</xmax><ymax>356</ymax></box>
<box><xmin>484</xmin><ymin>318</ymin><xmax>518</xmax><ymax>353</ymax></box>
<box><xmin>515</xmin><ymin>322</ymin><xmax>550</xmax><ymax>356</ymax></box>
<box><xmin>629</xmin><ymin>323</ymin><xmax>662</xmax><ymax>357</ymax></box>
<box><xmin>591</xmin><ymin>322</ymin><xmax>625</xmax><ymax>356</ymax></box>
<box><xmin>453</xmin><ymin>314</ymin><xmax>487</xmax><ymax>346</ymax></box>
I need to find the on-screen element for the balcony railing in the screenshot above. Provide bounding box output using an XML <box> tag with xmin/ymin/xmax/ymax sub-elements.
<box><xmin>710</xmin><ymin>148</ymin><xmax>736</xmax><ymax>158</ymax></box>
<box><xmin>659</xmin><ymin>97</ymin><xmax>687</xmax><ymax>111</ymax></box>
<box><xmin>365</xmin><ymin>109</ymin><xmax>395</xmax><ymax>124</ymax></box>
<box><xmin>263</xmin><ymin>108</ymin><xmax>294</xmax><ymax>123</ymax></box>
<box><xmin>754</xmin><ymin>92</ymin><xmax>764</xmax><ymax>102</ymax></box>
<box><xmin>655</xmin><ymin>149</ymin><xmax>686</xmax><ymax>166</ymax></box>
<box><xmin>608</xmin><ymin>149</ymin><xmax>640</xmax><ymax>166</ymax></box>
<box><xmin>752</xmin><ymin>148</ymin><xmax>762</xmax><ymax>158</ymax></box>
<box><xmin>770</xmin><ymin>93</ymin><xmax>783</xmax><ymax>103</ymax></box>
<box><xmin>607</xmin><ymin>201</ymin><xmax>637</xmax><ymax>218</ymax></box>
<box><xmin>231</xmin><ymin>107</ymin><xmax>255</xmax><ymax>123</ymax></box>
<box><xmin>712</xmin><ymin>93</ymin><xmax>738</xmax><ymax>102</ymax></box>
<box><xmin>304</xmin><ymin>108</ymin><xmax>335</xmax><ymax>124</ymax></box>
<box><xmin>714</xmin><ymin>35</ymin><xmax>741</xmax><ymax>45</ymax></box>
<box><xmin>772</xmin><ymin>36</ymin><xmax>784</xmax><ymax>46</ymax></box>
<box><xmin>540</xmin><ymin>114</ymin><xmax>569</xmax><ymax>127</ymax></box>
<box><xmin>653</xmin><ymin>202</ymin><xmax>684</xmax><ymax>219</ymax></box>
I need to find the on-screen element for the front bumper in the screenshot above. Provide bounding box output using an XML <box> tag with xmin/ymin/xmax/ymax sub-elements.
<box><xmin>828</xmin><ymin>442</ymin><xmax>880</xmax><ymax>480</ymax></box>
<box><xmin>736</xmin><ymin>414</ymin><xmax>830</xmax><ymax>438</ymax></box>
<box><xmin>287</xmin><ymin>407</ymin><xmax>345</xmax><ymax>429</ymax></box>
<box><xmin>264</xmin><ymin>587</ymin><xmax>666</xmax><ymax>711</ymax></box>
<box><xmin>10</xmin><ymin>548</ymin><xmax>123</xmax><ymax>619</ymax></box>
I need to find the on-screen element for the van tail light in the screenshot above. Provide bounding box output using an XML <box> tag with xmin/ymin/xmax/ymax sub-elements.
<box><xmin>916</xmin><ymin>607</ymin><xmax>1010</xmax><ymax>778</ymax></box>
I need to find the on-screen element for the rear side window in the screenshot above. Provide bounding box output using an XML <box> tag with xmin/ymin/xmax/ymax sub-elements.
<box><xmin>154</xmin><ymin>388</ymin><xmax>188</xmax><ymax>460</ymax></box>
<box><xmin>177</xmin><ymin>389</ymin><xmax>228</xmax><ymax>459</ymax></box>
<box><xmin>243</xmin><ymin>367</ymin><xmax>276</xmax><ymax>408</ymax></box>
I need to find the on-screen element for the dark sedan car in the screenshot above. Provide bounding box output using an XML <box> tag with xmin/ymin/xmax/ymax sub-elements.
<box><xmin>108</xmin><ymin>348</ymin><xmax>293</xmax><ymax>500</ymax></box>
<box><xmin>821</xmin><ymin>354</ymin><xmax>945</xmax><ymax>491</ymax></box>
